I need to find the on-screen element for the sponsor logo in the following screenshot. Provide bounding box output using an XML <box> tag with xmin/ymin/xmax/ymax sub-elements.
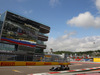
<box><xmin>1</xmin><ymin>62</ymin><xmax>15</xmax><ymax>66</ymax></box>
<box><xmin>44</xmin><ymin>62</ymin><xmax>51</xmax><ymax>65</ymax></box>
<box><xmin>59</xmin><ymin>63</ymin><xmax>63</xmax><ymax>65</ymax></box>
<box><xmin>26</xmin><ymin>62</ymin><xmax>36</xmax><ymax>66</ymax></box>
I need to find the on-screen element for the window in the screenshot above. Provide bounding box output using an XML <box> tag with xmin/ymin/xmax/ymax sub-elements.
<box><xmin>0</xmin><ymin>43</ymin><xmax>15</xmax><ymax>51</ymax></box>
<box><xmin>35</xmin><ymin>48</ymin><xmax>43</xmax><ymax>53</ymax></box>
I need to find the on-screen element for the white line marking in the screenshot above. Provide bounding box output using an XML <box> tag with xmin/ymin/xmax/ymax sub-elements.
<box><xmin>12</xmin><ymin>69</ymin><xmax>22</xmax><ymax>73</ymax></box>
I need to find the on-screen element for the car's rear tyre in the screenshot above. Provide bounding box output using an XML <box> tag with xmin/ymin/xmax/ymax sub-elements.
<box><xmin>49</xmin><ymin>67</ymin><xmax>54</xmax><ymax>71</ymax></box>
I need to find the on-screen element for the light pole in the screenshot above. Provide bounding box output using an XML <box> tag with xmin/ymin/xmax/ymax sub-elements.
<box><xmin>50</xmin><ymin>48</ymin><xmax>53</xmax><ymax>54</ymax></box>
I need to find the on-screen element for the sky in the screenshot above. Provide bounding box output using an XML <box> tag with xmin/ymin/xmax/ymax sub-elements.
<box><xmin>0</xmin><ymin>0</ymin><xmax>100</xmax><ymax>52</ymax></box>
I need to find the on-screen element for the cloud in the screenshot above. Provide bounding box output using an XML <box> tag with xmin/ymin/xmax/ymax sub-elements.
<box><xmin>95</xmin><ymin>0</ymin><xmax>100</xmax><ymax>12</ymax></box>
<box><xmin>23</xmin><ymin>10</ymin><xmax>33</xmax><ymax>14</ymax></box>
<box><xmin>66</xmin><ymin>0</ymin><xmax>100</xmax><ymax>28</ymax></box>
<box><xmin>67</xmin><ymin>12</ymin><xmax>100</xmax><ymax>28</ymax></box>
<box><xmin>46</xmin><ymin>34</ymin><xmax>100</xmax><ymax>52</ymax></box>
<box><xmin>46</xmin><ymin>0</ymin><xmax>100</xmax><ymax>52</ymax></box>
<box><xmin>62</xmin><ymin>31</ymin><xmax>76</xmax><ymax>39</ymax></box>
<box><xmin>49</xmin><ymin>0</ymin><xmax>60</xmax><ymax>7</ymax></box>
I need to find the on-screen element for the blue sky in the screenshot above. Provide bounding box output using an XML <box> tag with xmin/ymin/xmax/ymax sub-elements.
<box><xmin>0</xmin><ymin>0</ymin><xmax>97</xmax><ymax>38</ymax></box>
<box><xmin>1</xmin><ymin>0</ymin><xmax>100</xmax><ymax>52</ymax></box>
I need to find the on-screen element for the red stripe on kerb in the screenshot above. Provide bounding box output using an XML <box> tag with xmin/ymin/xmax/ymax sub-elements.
<box><xmin>95</xmin><ymin>67</ymin><xmax>99</xmax><ymax>68</ymax></box>
<box><xmin>68</xmin><ymin>70</ymin><xmax>75</xmax><ymax>72</ymax></box>
<box><xmin>49</xmin><ymin>72</ymin><xmax>60</xmax><ymax>74</ymax></box>
<box><xmin>89</xmin><ymin>68</ymin><xmax>94</xmax><ymax>69</ymax></box>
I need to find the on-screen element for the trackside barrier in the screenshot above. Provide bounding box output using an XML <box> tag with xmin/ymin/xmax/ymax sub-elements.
<box><xmin>0</xmin><ymin>61</ymin><xmax>70</xmax><ymax>66</ymax></box>
<box><xmin>70</xmin><ymin>62</ymin><xmax>100</xmax><ymax>64</ymax></box>
<box><xmin>93</xmin><ymin>58</ymin><xmax>100</xmax><ymax>62</ymax></box>
<box><xmin>28</xmin><ymin>67</ymin><xmax>100</xmax><ymax>75</ymax></box>
<box><xmin>72</xmin><ymin>59</ymin><xmax>92</xmax><ymax>62</ymax></box>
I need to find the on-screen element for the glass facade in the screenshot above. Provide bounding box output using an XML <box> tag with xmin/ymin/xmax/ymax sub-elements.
<box><xmin>1</xmin><ymin>19</ymin><xmax>37</xmax><ymax>47</ymax></box>
<box><xmin>0</xmin><ymin>11</ymin><xmax>50</xmax><ymax>61</ymax></box>
<box><xmin>0</xmin><ymin>12</ymin><xmax>6</xmax><ymax>36</ymax></box>
<box><xmin>0</xmin><ymin>54</ymin><xmax>16</xmax><ymax>61</ymax></box>
<box><xmin>18</xmin><ymin>45</ymin><xmax>35</xmax><ymax>53</ymax></box>
<box><xmin>35</xmin><ymin>48</ymin><xmax>43</xmax><ymax>53</ymax></box>
<box><xmin>38</xmin><ymin>32</ymin><xmax>48</xmax><ymax>37</ymax></box>
<box><xmin>0</xmin><ymin>11</ymin><xmax>40</xmax><ymax>49</ymax></box>
<box><xmin>37</xmin><ymin>40</ymin><xmax>44</xmax><ymax>45</ymax></box>
<box><xmin>0</xmin><ymin>43</ymin><xmax>15</xmax><ymax>51</ymax></box>
<box><xmin>0</xmin><ymin>54</ymin><xmax>34</xmax><ymax>61</ymax></box>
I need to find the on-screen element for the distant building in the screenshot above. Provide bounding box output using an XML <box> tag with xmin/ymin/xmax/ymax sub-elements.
<box><xmin>0</xmin><ymin>11</ymin><xmax>50</xmax><ymax>61</ymax></box>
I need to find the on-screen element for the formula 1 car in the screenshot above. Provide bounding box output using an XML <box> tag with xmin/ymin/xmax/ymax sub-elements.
<box><xmin>49</xmin><ymin>65</ymin><xmax>70</xmax><ymax>71</ymax></box>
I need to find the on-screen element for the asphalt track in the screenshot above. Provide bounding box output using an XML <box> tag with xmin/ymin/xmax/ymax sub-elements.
<box><xmin>0</xmin><ymin>62</ymin><xmax>100</xmax><ymax>75</ymax></box>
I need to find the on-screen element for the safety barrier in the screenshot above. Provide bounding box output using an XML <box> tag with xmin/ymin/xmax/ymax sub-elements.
<box><xmin>70</xmin><ymin>62</ymin><xmax>100</xmax><ymax>64</ymax></box>
<box><xmin>70</xmin><ymin>58</ymin><xmax>92</xmax><ymax>62</ymax></box>
<box><xmin>93</xmin><ymin>58</ymin><xmax>100</xmax><ymax>62</ymax></box>
<box><xmin>0</xmin><ymin>61</ymin><xmax>70</xmax><ymax>66</ymax></box>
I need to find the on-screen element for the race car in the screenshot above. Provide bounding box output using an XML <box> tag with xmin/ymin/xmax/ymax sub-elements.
<box><xmin>50</xmin><ymin>65</ymin><xmax>70</xmax><ymax>71</ymax></box>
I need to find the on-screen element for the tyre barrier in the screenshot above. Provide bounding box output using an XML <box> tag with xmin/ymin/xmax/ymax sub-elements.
<box><xmin>28</xmin><ymin>67</ymin><xmax>100</xmax><ymax>75</ymax></box>
<box><xmin>0</xmin><ymin>61</ymin><xmax>70</xmax><ymax>66</ymax></box>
